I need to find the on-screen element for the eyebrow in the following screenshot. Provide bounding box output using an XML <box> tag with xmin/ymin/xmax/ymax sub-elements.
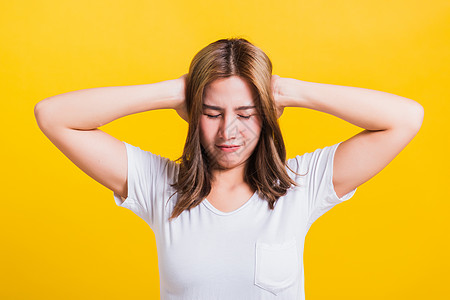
<box><xmin>202</xmin><ymin>104</ymin><xmax>256</xmax><ymax>111</ymax></box>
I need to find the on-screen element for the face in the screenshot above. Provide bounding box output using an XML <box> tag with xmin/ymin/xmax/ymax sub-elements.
<box><xmin>200</xmin><ymin>76</ymin><xmax>263</xmax><ymax>170</ymax></box>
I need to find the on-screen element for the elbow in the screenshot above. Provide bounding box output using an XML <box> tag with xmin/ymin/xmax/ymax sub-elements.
<box><xmin>34</xmin><ymin>100</ymin><xmax>45</xmax><ymax>118</ymax></box>
<box><xmin>34</xmin><ymin>100</ymin><xmax>48</xmax><ymax>122</ymax></box>
<box><xmin>410</xmin><ymin>102</ymin><xmax>424</xmax><ymax>132</ymax></box>
<box><xmin>34</xmin><ymin>99</ymin><xmax>54</xmax><ymax>130</ymax></box>
<box><xmin>392</xmin><ymin>101</ymin><xmax>424</xmax><ymax>133</ymax></box>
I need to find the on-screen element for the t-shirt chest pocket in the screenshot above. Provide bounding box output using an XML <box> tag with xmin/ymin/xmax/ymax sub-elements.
<box><xmin>254</xmin><ymin>237</ymin><xmax>299</xmax><ymax>295</ymax></box>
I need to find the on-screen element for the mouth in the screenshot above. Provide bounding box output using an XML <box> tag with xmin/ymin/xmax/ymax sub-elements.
<box><xmin>217</xmin><ymin>144</ymin><xmax>241</xmax><ymax>148</ymax></box>
<box><xmin>216</xmin><ymin>144</ymin><xmax>242</xmax><ymax>152</ymax></box>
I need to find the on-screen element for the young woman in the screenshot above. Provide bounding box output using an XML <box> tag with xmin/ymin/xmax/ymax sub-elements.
<box><xmin>34</xmin><ymin>38</ymin><xmax>424</xmax><ymax>299</ymax></box>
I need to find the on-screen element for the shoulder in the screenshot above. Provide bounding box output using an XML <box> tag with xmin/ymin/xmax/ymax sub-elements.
<box><xmin>285</xmin><ymin>142</ymin><xmax>342</xmax><ymax>176</ymax></box>
<box><xmin>123</xmin><ymin>141</ymin><xmax>180</xmax><ymax>180</ymax></box>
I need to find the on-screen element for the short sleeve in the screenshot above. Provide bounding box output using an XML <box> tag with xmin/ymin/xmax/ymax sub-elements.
<box><xmin>287</xmin><ymin>141</ymin><xmax>357</xmax><ymax>227</ymax></box>
<box><xmin>113</xmin><ymin>141</ymin><xmax>177</xmax><ymax>230</ymax></box>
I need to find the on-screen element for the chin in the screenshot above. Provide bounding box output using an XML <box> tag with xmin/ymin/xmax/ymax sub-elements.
<box><xmin>214</xmin><ymin>155</ymin><xmax>250</xmax><ymax>170</ymax></box>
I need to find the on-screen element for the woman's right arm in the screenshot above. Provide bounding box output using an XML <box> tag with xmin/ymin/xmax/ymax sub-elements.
<box><xmin>34</xmin><ymin>76</ymin><xmax>186</xmax><ymax>201</ymax></box>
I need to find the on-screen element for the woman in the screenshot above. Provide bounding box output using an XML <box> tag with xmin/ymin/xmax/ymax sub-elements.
<box><xmin>34</xmin><ymin>38</ymin><xmax>424</xmax><ymax>299</ymax></box>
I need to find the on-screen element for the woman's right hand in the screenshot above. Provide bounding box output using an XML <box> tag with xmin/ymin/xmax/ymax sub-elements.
<box><xmin>174</xmin><ymin>74</ymin><xmax>188</xmax><ymax>122</ymax></box>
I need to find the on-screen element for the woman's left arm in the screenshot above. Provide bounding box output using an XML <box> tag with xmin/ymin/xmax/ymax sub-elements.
<box><xmin>272</xmin><ymin>76</ymin><xmax>424</xmax><ymax>198</ymax></box>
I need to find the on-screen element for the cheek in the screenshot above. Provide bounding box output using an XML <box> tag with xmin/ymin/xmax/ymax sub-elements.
<box><xmin>244</xmin><ymin>119</ymin><xmax>262</xmax><ymax>140</ymax></box>
<box><xmin>199</xmin><ymin>120</ymin><xmax>207</xmax><ymax>144</ymax></box>
<box><xmin>199</xmin><ymin>118</ymin><xmax>215</xmax><ymax>144</ymax></box>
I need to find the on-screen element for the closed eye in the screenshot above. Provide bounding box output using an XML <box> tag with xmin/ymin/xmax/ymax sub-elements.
<box><xmin>205</xmin><ymin>114</ymin><xmax>221</xmax><ymax>119</ymax></box>
<box><xmin>204</xmin><ymin>114</ymin><xmax>252</xmax><ymax>119</ymax></box>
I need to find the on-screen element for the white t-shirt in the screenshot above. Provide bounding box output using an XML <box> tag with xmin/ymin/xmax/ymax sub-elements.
<box><xmin>113</xmin><ymin>141</ymin><xmax>357</xmax><ymax>300</ymax></box>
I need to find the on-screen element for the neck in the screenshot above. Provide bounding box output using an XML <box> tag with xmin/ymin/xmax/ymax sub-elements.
<box><xmin>210</xmin><ymin>163</ymin><xmax>246</xmax><ymax>189</ymax></box>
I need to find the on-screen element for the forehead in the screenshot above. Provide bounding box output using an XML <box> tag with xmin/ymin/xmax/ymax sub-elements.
<box><xmin>203</xmin><ymin>76</ymin><xmax>257</xmax><ymax>108</ymax></box>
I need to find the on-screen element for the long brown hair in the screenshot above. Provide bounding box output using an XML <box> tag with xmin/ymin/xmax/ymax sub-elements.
<box><xmin>167</xmin><ymin>37</ymin><xmax>305</xmax><ymax>221</ymax></box>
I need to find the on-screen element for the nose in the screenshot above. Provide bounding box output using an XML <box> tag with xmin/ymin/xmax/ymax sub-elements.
<box><xmin>219</xmin><ymin>114</ymin><xmax>238</xmax><ymax>141</ymax></box>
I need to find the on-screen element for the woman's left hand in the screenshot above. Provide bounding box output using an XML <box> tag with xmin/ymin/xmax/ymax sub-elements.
<box><xmin>271</xmin><ymin>74</ymin><xmax>285</xmax><ymax>119</ymax></box>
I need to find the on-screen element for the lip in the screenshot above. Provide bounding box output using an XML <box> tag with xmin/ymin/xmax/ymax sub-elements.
<box><xmin>217</xmin><ymin>144</ymin><xmax>241</xmax><ymax>148</ymax></box>
<box><xmin>216</xmin><ymin>145</ymin><xmax>241</xmax><ymax>153</ymax></box>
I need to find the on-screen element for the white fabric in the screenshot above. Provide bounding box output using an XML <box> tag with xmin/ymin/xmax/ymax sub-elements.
<box><xmin>113</xmin><ymin>141</ymin><xmax>357</xmax><ymax>300</ymax></box>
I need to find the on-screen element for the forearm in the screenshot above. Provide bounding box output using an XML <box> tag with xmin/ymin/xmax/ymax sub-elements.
<box><xmin>35</xmin><ymin>78</ymin><xmax>184</xmax><ymax>130</ymax></box>
<box><xmin>279</xmin><ymin>78</ymin><xmax>424</xmax><ymax>131</ymax></box>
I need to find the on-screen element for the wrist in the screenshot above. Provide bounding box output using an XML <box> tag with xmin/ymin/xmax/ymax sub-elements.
<box><xmin>278</xmin><ymin>77</ymin><xmax>307</xmax><ymax>108</ymax></box>
<box><xmin>174</xmin><ymin>77</ymin><xmax>187</xmax><ymax>103</ymax></box>
<box><xmin>157</xmin><ymin>78</ymin><xmax>185</xmax><ymax>110</ymax></box>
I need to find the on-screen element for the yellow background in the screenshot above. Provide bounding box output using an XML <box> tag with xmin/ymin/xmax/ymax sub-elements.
<box><xmin>1</xmin><ymin>0</ymin><xmax>448</xmax><ymax>299</ymax></box>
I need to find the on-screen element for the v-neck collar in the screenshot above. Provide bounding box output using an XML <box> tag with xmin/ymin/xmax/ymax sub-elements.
<box><xmin>202</xmin><ymin>191</ymin><xmax>258</xmax><ymax>216</ymax></box>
